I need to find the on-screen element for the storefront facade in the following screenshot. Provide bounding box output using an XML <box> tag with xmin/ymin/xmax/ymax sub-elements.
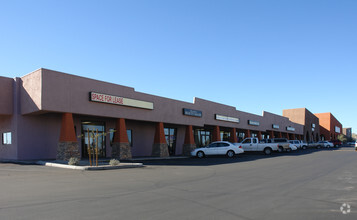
<box><xmin>343</xmin><ymin>128</ymin><xmax>352</xmax><ymax>138</ymax></box>
<box><xmin>1</xmin><ymin>69</ymin><xmax>305</xmax><ymax>160</ymax></box>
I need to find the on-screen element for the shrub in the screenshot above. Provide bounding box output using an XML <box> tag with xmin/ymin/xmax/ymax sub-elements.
<box><xmin>68</xmin><ymin>157</ymin><xmax>80</xmax><ymax>166</ymax></box>
<box><xmin>109</xmin><ymin>159</ymin><xmax>120</xmax><ymax>166</ymax></box>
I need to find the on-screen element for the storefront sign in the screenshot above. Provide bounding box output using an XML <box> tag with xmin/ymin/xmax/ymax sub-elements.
<box><xmin>335</xmin><ymin>126</ymin><xmax>341</xmax><ymax>133</ymax></box>
<box><xmin>90</xmin><ymin>92</ymin><xmax>154</xmax><ymax>110</ymax></box>
<box><xmin>183</xmin><ymin>108</ymin><xmax>202</xmax><ymax>117</ymax></box>
<box><xmin>272</xmin><ymin>124</ymin><xmax>280</xmax><ymax>129</ymax></box>
<box><xmin>286</xmin><ymin>126</ymin><xmax>295</xmax><ymax>131</ymax></box>
<box><xmin>248</xmin><ymin>120</ymin><xmax>260</xmax><ymax>126</ymax></box>
<box><xmin>215</xmin><ymin>114</ymin><xmax>239</xmax><ymax>123</ymax></box>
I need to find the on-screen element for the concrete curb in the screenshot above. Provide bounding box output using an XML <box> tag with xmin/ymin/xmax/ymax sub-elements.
<box><xmin>36</xmin><ymin>161</ymin><xmax>144</xmax><ymax>170</ymax></box>
<box><xmin>131</xmin><ymin>156</ymin><xmax>190</xmax><ymax>161</ymax></box>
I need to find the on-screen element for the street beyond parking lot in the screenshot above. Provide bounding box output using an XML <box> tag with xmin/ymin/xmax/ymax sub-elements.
<box><xmin>1</xmin><ymin>147</ymin><xmax>356</xmax><ymax>220</ymax></box>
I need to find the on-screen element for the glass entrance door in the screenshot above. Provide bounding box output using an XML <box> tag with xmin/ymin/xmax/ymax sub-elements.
<box><xmin>164</xmin><ymin>128</ymin><xmax>177</xmax><ymax>156</ymax></box>
<box><xmin>81</xmin><ymin>122</ymin><xmax>106</xmax><ymax>158</ymax></box>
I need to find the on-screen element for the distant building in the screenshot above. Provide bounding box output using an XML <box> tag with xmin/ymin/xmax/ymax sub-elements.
<box><xmin>343</xmin><ymin>128</ymin><xmax>352</xmax><ymax>138</ymax></box>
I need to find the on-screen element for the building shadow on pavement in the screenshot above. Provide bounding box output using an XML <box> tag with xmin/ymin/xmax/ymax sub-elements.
<box><xmin>132</xmin><ymin>146</ymin><xmax>351</xmax><ymax>167</ymax></box>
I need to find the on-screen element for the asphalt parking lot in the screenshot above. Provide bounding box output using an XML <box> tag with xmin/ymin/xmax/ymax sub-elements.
<box><xmin>1</xmin><ymin>146</ymin><xmax>356</xmax><ymax>220</ymax></box>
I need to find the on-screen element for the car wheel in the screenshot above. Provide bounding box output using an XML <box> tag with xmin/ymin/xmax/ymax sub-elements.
<box><xmin>196</xmin><ymin>151</ymin><xmax>205</xmax><ymax>158</ymax></box>
<box><xmin>317</xmin><ymin>145</ymin><xmax>321</xmax><ymax>149</ymax></box>
<box><xmin>264</xmin><ymin>147</ymin><xmax>272</xmax><ymax>155</ymax></box>
<box><xmin>286</xmin><ymin>148</ymin><xmax>291</xmax><ymax>152</ymax></box>
<box><xmin>278</xmin><ymin>146</ymin><xmax>284</xmax><ymax>153</ymax></box>
<box><xmin>302</xmin><ymin>146</ymin><xmax>307</xmax><ymax>150</ymax></box>
<box><xmin>226</xmin><ymin>150</ymin><xmax>235</xmax><ymax>158</ymax></box>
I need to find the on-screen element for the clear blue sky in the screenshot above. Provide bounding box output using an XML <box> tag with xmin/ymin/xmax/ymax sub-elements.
<box><xmin>1</xmin><ymin>0</ymin><xmax>356</xmax><ymax>132</ymax></box>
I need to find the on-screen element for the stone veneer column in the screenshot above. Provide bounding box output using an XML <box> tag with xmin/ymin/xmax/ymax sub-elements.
<box><xmin>229</xmin><ymin>128</ymin><xmax>238</xmax><ymax>143</ymax></box>
<box><xmin>212</xmin><ymin>126</ymin><xmax>221</xmax><ymax>142</ymax></box>
<box><xmin>182</xmin><ymin>125</ymin><xmax>196</xmax><ymax>156</ymax></box>
<box><xmin>57</xmin><ymin>113</ymin><xmax>80</xmax><ymax>161</ymax></box>
<box><xmin>112</xmin><ymin>118</ymin><xmax>132</xmax><ymax>160</ymax></box>
<box><xmin>152</xmin><ymin>122</ymin><xmax>169</xmax><ymax>157</ymax></box>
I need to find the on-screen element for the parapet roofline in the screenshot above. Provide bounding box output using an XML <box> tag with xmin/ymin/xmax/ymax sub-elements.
<box><xmin>263</xmin><ymin>111</ymin><xmax>290</xmax><ymax>119</ymax></box>
<box><xmin>21</xmin><ymin>68</ymin><xmax>304</xmax><ymax>121</ymax></box>
<box><xmin>23</xmin><ymin>68</ymin><xmax>136</xmax><ymax>92</ymax></box>
<box><xmin>194</xmin><ymin>97</ymin><xmax>265</xmax><ymax>118</ymax></box>
<box><xmin>283</xmin><ymin>107</ymin><xmax>307</xmax><ymax>111</ymax></box>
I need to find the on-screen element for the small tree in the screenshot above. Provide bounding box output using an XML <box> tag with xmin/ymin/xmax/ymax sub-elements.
<box><xmin>337</xmin><ymin>134</ymin><xmax>347</xmax><ymax>143</ymax></box>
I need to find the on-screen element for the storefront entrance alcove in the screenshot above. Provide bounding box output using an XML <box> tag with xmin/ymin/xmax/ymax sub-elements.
<box><xmin>81</xmin><ymin>121</ymin><xmax>106</xmax><ymax>158</ymax></box>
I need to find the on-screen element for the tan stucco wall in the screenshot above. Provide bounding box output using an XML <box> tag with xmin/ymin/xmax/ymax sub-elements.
<box><xmin>21</xmin><ymin>69</ymin><xmax>42</xmax><ymax>114</ymax></box>
<box><xmin>283</xmin><ymin>108</ymin><xmax>306</xmax><ymax>125</ymax></box>
<box><xmin>21</xmin><ymin>68</ymin><xmax>304</xmax><ymax>135</ymax></box>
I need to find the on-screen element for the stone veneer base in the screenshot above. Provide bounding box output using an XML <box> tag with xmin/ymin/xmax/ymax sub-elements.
<box><xmin>152</xmin><ymin>143</ymin><xmax>169</xmax><ymax>157</ymax></box>
<box><xmin>182</xmin><ymin>144</ymin><xmax>196</xmax><ymax>156</ymax></box>
<box><xmin>111</xmin><ymin>142</ymin><xmax>132</xmax><ymax>160</ymax></box>
<box><xmin>57</xmin><ymin>142</ymin><xmax>80</xmax><ymax>161</ymax></box>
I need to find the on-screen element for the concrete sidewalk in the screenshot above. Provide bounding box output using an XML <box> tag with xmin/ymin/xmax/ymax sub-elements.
<box><xmin>36</xmin><ymin>161</ymin><xmax>144</xmax><ymax>170</ymax></box>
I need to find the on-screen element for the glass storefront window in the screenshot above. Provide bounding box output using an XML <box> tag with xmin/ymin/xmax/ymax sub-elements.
<box><xmin>109</xmin><ymin>128</ymin><xmax>133</xmax><ymax>147</ymax></box>
<box><xmin>220</xmin><ymin>131</ymin><xmax>230</xmax><ymax>141</ymax></box>
<box><xmin>2</xmin><ymin>132</ymin><xmax>11</xmax><ymax>145</ymax></box>
<box><xmin>237</xmin><ymin>132</ymin><xmax>245</xmax><ymax>143</ymax></box>
<box><xmin>194</xmin><ymin>129</ymin><xmax>212</xmax><ymax>147</ymax></box>
<box><xmin>164</xmin><ymin>128</ymin><xmax>177</xmax><ymax>156</ymax></box>
<box><xmin>127</xmin><ymin>130</ymin><xmax>132</xmax><ymax>147</ymax></box>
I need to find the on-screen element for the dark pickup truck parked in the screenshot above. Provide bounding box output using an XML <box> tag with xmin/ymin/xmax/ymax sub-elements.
<box><xmin>330</xmin><ymin>140</ymin><xmax>342</xmax><ymax>147</ymax></box>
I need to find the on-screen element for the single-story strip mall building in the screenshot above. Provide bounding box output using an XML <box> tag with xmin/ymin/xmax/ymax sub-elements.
<box><xmin>1</xmin><ymin>68</ymin><xmax>334</xmax><ymax>161</ymax></box>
